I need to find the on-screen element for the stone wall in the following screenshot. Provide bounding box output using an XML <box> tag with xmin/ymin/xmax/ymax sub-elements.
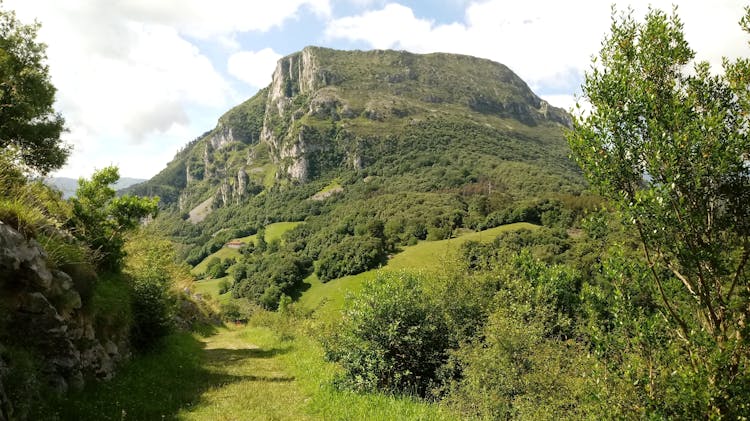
<box><xmin>0</xmin><ymin>222</ymin><xmax>129</xmax><ymax>420</ymax></box>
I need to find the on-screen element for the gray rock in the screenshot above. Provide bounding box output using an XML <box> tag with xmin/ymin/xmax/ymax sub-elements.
<box><xmin>0</xmin><ymin>224</ymin><xmax>53</xmax><ymax>290</ymax></box>
<box><xmin>0</xmin><ymin>223</ymin><xmax>130</xmax><ymax>409</ymax></box>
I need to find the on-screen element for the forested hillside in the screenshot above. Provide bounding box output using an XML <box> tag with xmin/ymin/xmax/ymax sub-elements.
<box><xmin>132</xmin><ymin>47</ymin><xmax>589</xmax><ymax>308</ymax></box>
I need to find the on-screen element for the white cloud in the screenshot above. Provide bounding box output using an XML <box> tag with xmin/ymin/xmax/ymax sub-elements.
<box><xmin>326</xmin><ymin>3</ymin><xmax>435</xmax><ymax>50</ymax></box>
<box><xmin>325</xmin><ymin>1</ymin><xmax>749</xmax><ymax>94</ymax></box>
<box><xmin>228</xmin><ymin>48</ymin><xmax>284</xmax><ymax>88</ymax></box>
<box><xmin>540</xmin><ymin>95</ymin><xmax>578</xmax><ymax>112</ymax></box>
<box><xmin>2</xmin><ymin>0</ymin><xmax>332</xmax><ymax>178</ymax></box>
<box><xmin>105</xmin><ymin>0</ymin><xmax>332</xmax><ymax>37</ymax></box>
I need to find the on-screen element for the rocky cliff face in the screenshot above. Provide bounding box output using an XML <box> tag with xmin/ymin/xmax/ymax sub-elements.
<box><xmin>0</xmin><ymin>223</ymin><xmax>129</xmax><ymax>420</ymax></box>
<box><xmin>255</xmin><ymin>46</ymin><xmax>572</xmax><ymax>182</ymax></box>
<box><xmin>261</xmin><ymin>47</ymin><xmax>325</xmax><ymax>182</ymax></box>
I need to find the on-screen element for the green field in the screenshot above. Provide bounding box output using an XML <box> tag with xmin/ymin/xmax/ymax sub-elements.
<box><xmin>263</xmin><ymin>221</ymin><xmax>302</xmax><ymax>242</ymax></box>
<box><xmin>191</xmin><ymin>247</ymin><xmax>243</xmax><ymax>276</ymax></box>
<box><xmin>299</xmin><ymin>222</ymin><xmax>538</xmax><ymax>319</ymax></box>
<box><xmin>193</xmin><ymin>276</ymin><xmax>232</xmax><ymax>303</ymax></box>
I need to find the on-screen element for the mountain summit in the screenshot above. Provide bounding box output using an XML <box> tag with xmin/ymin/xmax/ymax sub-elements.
<box><xmin>261</xmin><ymin>47</ymin><xmax>570</xmax><ymax>182</ymax></box>
<box><xmin>131</xmin><ymin>46</ymin><xmax>574</xmax><ymax>204</ymax></box>
<box><xmin>131</xmin><ymin>46</ymin><xmax>583</xmax><ymax>262</ymax></box>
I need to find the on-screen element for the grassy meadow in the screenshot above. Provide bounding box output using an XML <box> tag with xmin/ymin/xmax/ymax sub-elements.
<box><xmin>51</xmin><ymin>322</ymin><xmax>456</xmax><ymax>420</ymax></box>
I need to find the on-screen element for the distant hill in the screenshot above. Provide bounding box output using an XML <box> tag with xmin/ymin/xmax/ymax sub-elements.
<box><xmin>131</xmin><ymin>46</ymin><xmax>586</xmax><ymax>267</ymax></box>
<box><xmin>46</xmin><ymin>177</ymin><xmax>146</xmax><ymax>198</ymax></box>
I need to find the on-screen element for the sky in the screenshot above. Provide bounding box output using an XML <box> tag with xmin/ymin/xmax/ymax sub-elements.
<box><xmin>5</xmin><ymin>0</ymin><xmax>748</xmax><ymax>179</ymax></box>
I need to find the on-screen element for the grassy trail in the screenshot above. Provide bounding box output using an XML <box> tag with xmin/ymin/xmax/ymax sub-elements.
<box><xmin>178</xmin><ymin>326</ymin><xmax>312</xmax><ymax>420</ymax></box>
<box><xmin>55</xmin><ymin>323</ymin><xmax>452</xmax><ymax>420</ymax></box>
<box><xmin>54</xmin><ymin>326</ymin><xmax>312</xmax><ymax>420</ymax></box>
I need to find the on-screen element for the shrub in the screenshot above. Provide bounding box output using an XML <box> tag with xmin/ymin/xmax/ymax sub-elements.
<box><xmin>218</xmin><ymin>278</ymin><xmax>231</xmax><ymax>295</ymax></box>
<box><xmin>123</xmin><ymin>233</ymin><xmax>182</xmax><ymax>351</ymax></box>
<box><xmin>204</xmin><ymin>257</ymin><xmax>227</xmax><ymax>279</ymax></box>
<box><xmin>129</xmin><ymin>277</ymin><xmax>172</xmax><ymax>351</ymax></box>
<box><xmin>324</xmin><ymin>272</ymin><xmax>450</xmax><ymax>398</ymax></box>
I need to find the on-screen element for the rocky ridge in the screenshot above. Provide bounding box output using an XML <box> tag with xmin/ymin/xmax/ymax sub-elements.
<box><xmin>127</xmin><ymin>46</ymin><xmax>574</xmax><ymax>217</ymax></box>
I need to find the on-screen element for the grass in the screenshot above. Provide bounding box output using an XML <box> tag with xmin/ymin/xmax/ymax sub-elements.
<box><xmin>191</xmin><ymin>247</ymin><xmax>242</xmax><ymax>276</ymax></box>
<box><xmin>50</xmin><ymin>332</ymin><xmax>214</xmax><ymax>420</ymax></box>
<box><xmin>194</xmin><ymin>277</ymin><xmax>232</xmax><ymax>303</ymax></box>
<box><xmin>262</xmin><ymin>163</ymin><xmax>277</xmax><ymax>188</ymax></box>
<box><xmin>263</xmin><ymin>221</ymin><xmax>302</xmax><ymax>243</ymax></box>
<box><xmin>50</xmin><ymin>322</ymin><xmax>456</xmax><ymax>420</ymax></box>
<box><xmin>309</xmin><ymin>179</ymin><xmax>343</xmax><ymax>200</ymax></box>
<box><xmin>299</xmin><ymin>222</ymin><xmax>538</xmax><ymax>320</ymax></box>
<box><xmin>178</xmin><ymin>326</ymin><xmax>311</xmax><ymax>420</ymax></box>
<box><xmin>317</xmin><ymin>180</ymin><xmax>342</xmax><ymax>194</ymax></box>
<box><xmin>50</xmin><ymin>326</ymin><xmax>311</xmax><ymax>420</ymax></box>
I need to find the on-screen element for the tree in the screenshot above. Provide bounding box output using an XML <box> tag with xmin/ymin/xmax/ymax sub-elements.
<box><xmin>0</xmin><ymin>6</ymin><xmax>68</xmax><ymax>174</ymax></box>
<box><xmin>69</xmin><ymin>166</ymin><xmax>159</xmax><ymax>271</ymax></box>
<box><xmin>568</xmin><ymin>7</ymin><xmax>750</xmax><ymax>416</ymax></box>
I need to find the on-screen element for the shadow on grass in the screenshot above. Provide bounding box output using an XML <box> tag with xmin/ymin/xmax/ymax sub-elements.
<box><xmin>204</xmin><ymin>345</ymin><xmax>292</xmax><ymax>362</ymax></box>
<box><xmin>288</xmin><ymin>278</ymin><xmax>312</xmax><ymax>301</ymax></box>
<box><xmin>46</xmin><ymin>332</ymin><xmax>291</xmax><ymax>421</ymax></box>
<box><xmin>192</xmin><ymin>321</ymin><xmax>222</xmax><ymax>338</ymax></box>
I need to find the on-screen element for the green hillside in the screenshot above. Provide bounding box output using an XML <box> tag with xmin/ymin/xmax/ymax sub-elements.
<box><xmin>132</xmin><ymin>47</ymin><xmax>586</xmax><ymax>309</ymax></box>
<box><xmin>299</xmin><ymin>222</ymin><xmax>538</xmax><ymax>319</ymax></box>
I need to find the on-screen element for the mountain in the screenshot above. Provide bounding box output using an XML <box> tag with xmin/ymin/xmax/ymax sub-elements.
<box><xmin>46</xmin><ymin>176</ymin><xmax>146</xmax><ymax>198</ymax></box>
<box><xmin>132</xmin><ymin>46</ymin><xmax>585</xmax><ymax>273</ymax></box>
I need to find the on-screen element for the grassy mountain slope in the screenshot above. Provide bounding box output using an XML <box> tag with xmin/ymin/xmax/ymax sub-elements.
<box><xmin>298</xmin><ymin>222</ymin><xmax>539</xmax><ymax>320</ymax></box>
<box><xmin>133</xmin><ymin>46</ymin><xmax>586</xmax><ymax>306</ymax></box>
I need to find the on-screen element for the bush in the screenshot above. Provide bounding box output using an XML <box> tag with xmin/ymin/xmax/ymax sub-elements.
<box><xmin>324</xmin><ymin>272</ymin><xmax>450</xmax><ymax>397</ymax></box>
<box><xmin>123</xmin><ymin>233</ymin><xmax>183</xmax><ymax>351</ymax></box>
<box><xmin>130</xmin><ymin>277</ymin><xmax>172</xmax><ymax>351</ymax></box>
<box><xmin>218</xmin><ymin>278</ymin><xmax>231</xmax><ymax>295</ymax></box>
<box><xmin>205</xmin><ymin>257</ymin><xmax>228</xmax><ymax>279</ymax></box>
<box><xmin>447</xmin><ymin>252</ymin><xmax>599</xmax><ymax>419</ymax></box>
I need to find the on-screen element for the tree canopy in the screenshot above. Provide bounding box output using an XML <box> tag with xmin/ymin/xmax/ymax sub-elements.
<box><xmin>568</xmin><ymin>7</ymin><xmax>750</xmax><ymax>416</ymax></box>
<box><xmin>0</xmin><ymin>6</ymin><xmax>68</xmax><ymax>174</ymax></box>
<box><xmin>70</xmin><ymin>166</ymin><xmax>159</xmax><ymax>271</ymax></box>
